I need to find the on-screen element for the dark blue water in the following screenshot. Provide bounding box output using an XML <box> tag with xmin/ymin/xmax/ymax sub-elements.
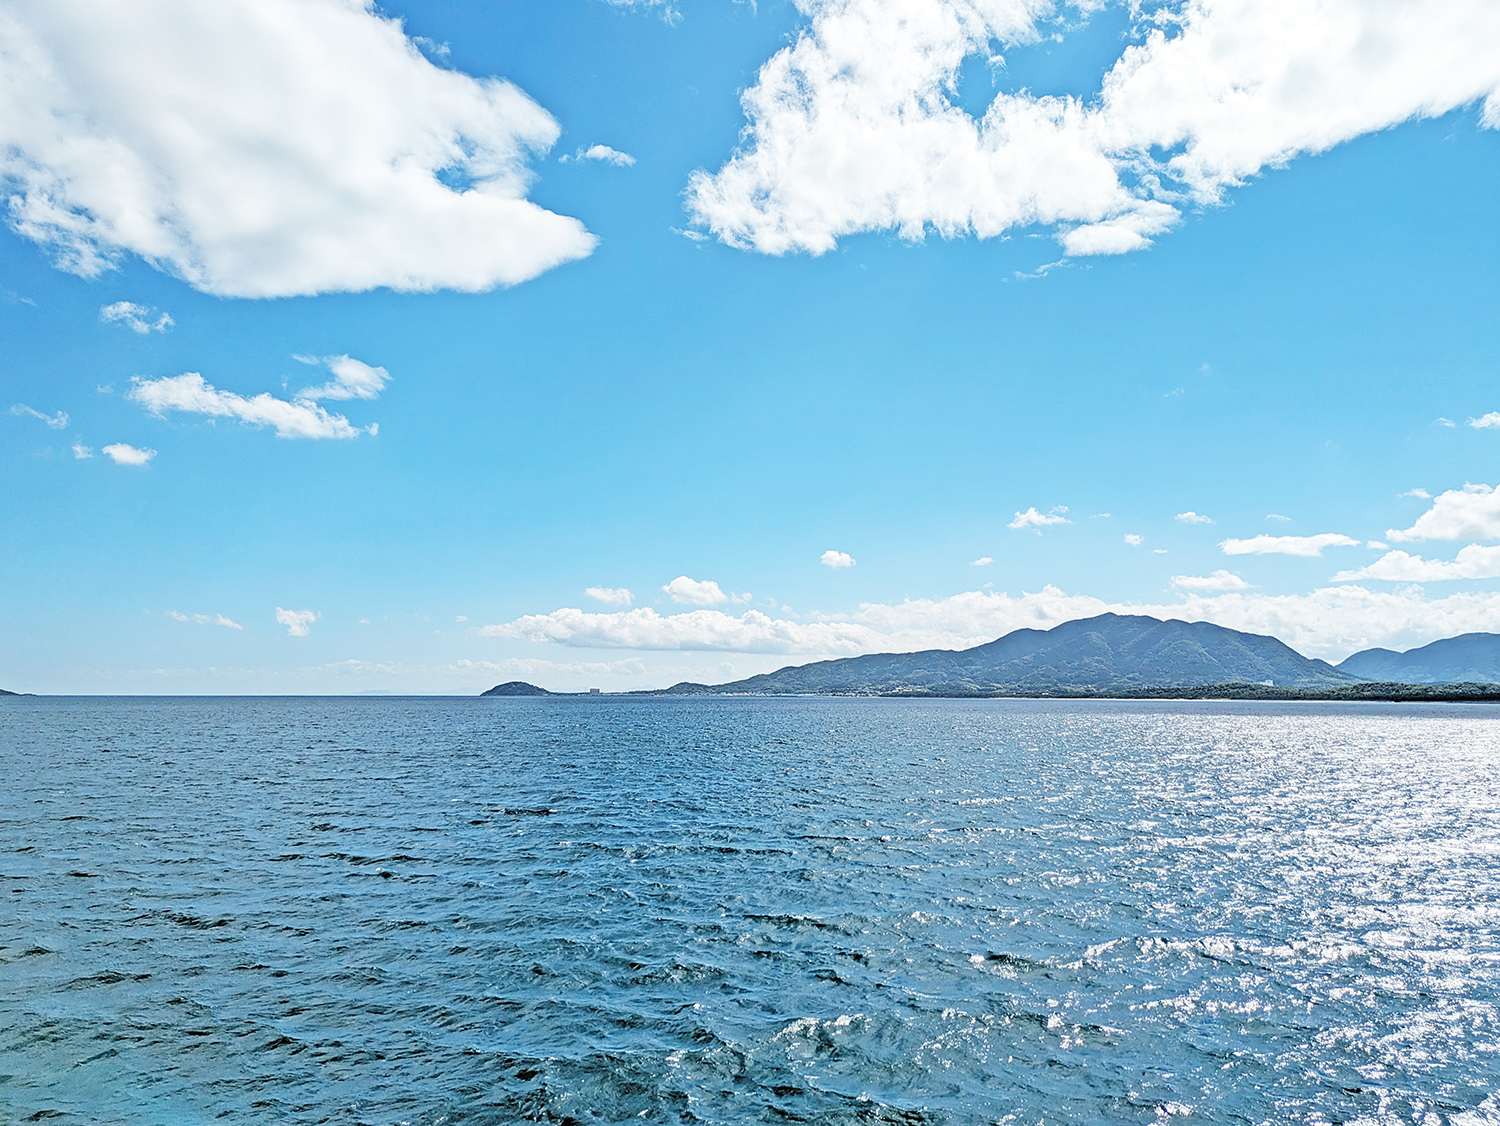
<box><xmin>3</xmin><ymin>697</ymin><xmax>1499</xmax><ymax>1124</ymax></box>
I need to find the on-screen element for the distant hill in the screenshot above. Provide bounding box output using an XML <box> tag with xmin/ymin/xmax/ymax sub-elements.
<box><xmin>653</xmin><ymin>613</ymin><xmax>1360</xmax><ymax>696</ymax></box>
<box><xmin>480</xmin><ymin>681</ymin><xmax>555</xmax><ymax>697</ymax></box>
<box><xmin>1338</xmin><ymin>633</ymin><xmax>1500</xmax><ymax>684</ymax></box>
<box><xmin>0</xmin><ymin>688</ymin><xmax>17</xmax><ymax>696</ymax></box>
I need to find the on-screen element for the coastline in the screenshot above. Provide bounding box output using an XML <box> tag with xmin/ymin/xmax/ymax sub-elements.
<box><xmin>629</xmin><ymin>681</ymin><xmax>1500</xmax><ymax>703</ymax></box>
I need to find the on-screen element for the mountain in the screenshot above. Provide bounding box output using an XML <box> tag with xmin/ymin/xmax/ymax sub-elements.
<box><xmin>1338</xmin><ymin>633</ymin><xmax>1500</xmax><ymax>684</ymax></box>
<box><xmin>480</xmin><ymin>681</ymin><xmax>555</xmax><ymax>696</ymax></box>
<box><xmin>0</xmin><ymin>688</ymin><xmax>17</xmax><ymax>696</ymax></box>
<box><xmin>655</xmin><ymin>613</ymin><xmax>1360</xmax><ymax>696</ymax></box>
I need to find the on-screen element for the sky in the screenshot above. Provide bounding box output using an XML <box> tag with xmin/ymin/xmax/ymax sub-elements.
<box><xmin>3</xmin><ymin>0</ymin><xmax>1500</xmax><ymax>694</ymax></box>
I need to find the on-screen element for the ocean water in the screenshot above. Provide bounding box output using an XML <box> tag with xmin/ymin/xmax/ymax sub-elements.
<box><xmin>3</xmin><ymin>697</ymin><xmax>1499</xmax><ymax>1126</ymax></box>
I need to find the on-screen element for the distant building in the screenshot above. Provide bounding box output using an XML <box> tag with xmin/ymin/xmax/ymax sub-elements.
<box><xmin>588</xmin><ymin>687</ymin><xmax>601</xmax><ymax>694</ymax></box>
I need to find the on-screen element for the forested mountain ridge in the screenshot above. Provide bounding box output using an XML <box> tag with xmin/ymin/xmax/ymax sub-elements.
<box><xmin>652</xmin><ymin>613</ymin><xmax>1360</xmax><ymax>696</ymax></box>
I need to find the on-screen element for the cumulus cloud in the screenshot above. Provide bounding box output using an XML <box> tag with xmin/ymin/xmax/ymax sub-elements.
<box><xmin>562</xmin><ymin>144</ymin><xmax>637</xmax><ymax>166</ymax></box>
<box><xmin>1387</xmin><ymin>484</ymin><xmax>1500</xmax><ymax>543</ymax></box>
<box><xmin>1221</xmin><ymin>533</ymin><xmax>1359</xmax><ymax>557</ymax></box>
<box><xmin>687</xmin><ymin>0</ymin><xmax>1500</xmax><ymax>259</ymax></box>
<box><xmin>0</xmin><ymin>0</ymin><xmax>595</xmax><ymax>297</ymax></box>
<box><xmin>1175</xmin><ymin>511</ymin><xmax>1213</xmax><ymax>525</ymax></box>
<box><xmin>99</xmin><ymin>301</ymin><xmax>172</xmax><ymax>334</ymax></box>
<box><xmin>294</xmin><ymin>355</ymin><xmax>390</xmax><ymax>401</ymax></box>
<box><xmin>484</xmin><ymin>606</ymin><xmax>881</xmax><ymax>654</ymax></box>
<box><xmin>663</xmin><ymin>575</ymin><xmax>733</xmax><ymax>606</ymax></box>
<box><xmin>71</xmin><ymin>442</ymin><xmax>92</xmax><ymax>459</ymax></box>
<box><xmin>1009</xmin><ymin>506</ymin><xmax>1070</xmax><ymax>531</ymax></box>
<box><xmin>1469</xmin><ymin>413</ymin><xmax>1500</xmax><ymax>429</ymax></box>
<box><xmin>10</xmin><ymin>404</ymin><xmax>68</xmax><ymax>428</ymax></box>
<box><xmin>483</xmin><ymin>582</ymin><xmax>1500</xmax><ymax>661</ymax></box>
<box><xmin>102</xmin><ymin>442</ymin><xmax>155</xmax><ymax>465</ymax></box>
<box><xmin>821</xmin><ymin>549</ymin><xmax>856</xmax><ymax>569</ymax></box>
<box><xmin>275</xmin><ymin>607</ymin><xmax>318</xmax><ymax>637</ymax></box>
<box><xmin>167</xmin><ymin>610</ymin><xmax>243</xmax><ymax>629</ymax></box>
<box><xmin>1123</xmin><ymin>533</ymin><xmax>1143</xmax><ymax>546</ymax></box>
<box><xmin>1155</xmin><ymin>586</ymin><xmax>1500</xmax><ymax>660</ymax></box>
<box><xmin>129</xmin><ymin>373</ymin><xmax>375</xmax><ymax>440</ymax></box>
<box><xmin>1171</xmin><ymin>570</ymin><xmax>1251</xmax><ymax>592</ymax></box>
<box><xmin>586</xmin><ymin>586</ymin><xmax>635</xmax><ymax>606</ymax></box>
<box><xmin>1266</xmin><ymin>514</ymin><xmax>1292</xmax><ymax>522</ymax></box>
<box><xmin>1333</xmin><ymin>544</ymin><xmax>1500</xmax><ymax>583</ymax></box>
<box><xmin>971</xmin><ymin>556</ymin><xmax>993</xmax><ymax>566</ymax></box>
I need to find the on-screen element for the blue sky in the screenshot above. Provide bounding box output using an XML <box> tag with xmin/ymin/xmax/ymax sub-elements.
<box><xmin>4</xmin><ymin>0</ymin><xmax>1500</xmax><ymax>693</ymax></box>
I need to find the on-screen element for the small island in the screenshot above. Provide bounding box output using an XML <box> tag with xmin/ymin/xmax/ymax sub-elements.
<box><xmin>480</xmin><ymin>681</ymin><xmax>555</xmax><ymax>696</ymax></box>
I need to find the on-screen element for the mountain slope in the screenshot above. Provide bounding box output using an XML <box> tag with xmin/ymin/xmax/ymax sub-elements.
<box><xmin>661</xmin><ymin>613</ymin><xmax>1359</xmax><ymax>695</ymax></box>
<box><xmin>480</xmin><ymin>681</ymin><xmax>555</xmax><ymax>696</ymax></box>
<box><xmin>1338</xmin><ymin>633</ymin><xmax>1500</xmax><ymax>684</ymax></box>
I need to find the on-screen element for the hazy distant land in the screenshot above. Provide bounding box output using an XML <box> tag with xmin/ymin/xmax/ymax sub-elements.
<box><xmin>483</xmin><ymin>614</ymin><xmax>1500</xmax><ymax>700</ymax></box>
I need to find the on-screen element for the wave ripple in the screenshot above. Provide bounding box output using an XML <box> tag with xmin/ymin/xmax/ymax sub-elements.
<box><xmin>3</xmin><ymin>697</ymin><xmax>1499</xmax><ymax>1124</ymax></box>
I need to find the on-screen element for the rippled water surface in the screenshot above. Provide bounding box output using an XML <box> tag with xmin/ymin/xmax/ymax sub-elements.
<box><xmin>4</xmin><ymin>697</ymin><xmax>1500</xmax><ymax>1125</ymax></box>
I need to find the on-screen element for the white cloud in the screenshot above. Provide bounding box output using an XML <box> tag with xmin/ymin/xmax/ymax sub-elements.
<box><xmin>1333</xmin><ymin>544</ymin><xmax>1500</xmax><ymax>583</ymax></box>
<box><xmin>586</xmin><ymin>586</ymin><xmax>635</xmax><ymax>606</ymax></box>
<box><xmin>1155</xmin><ymin>586</ymin><xmax>1500</xmax><ymax>661</ymax></box>
<box><xmin>1221</xmin><ymin>532</ymin><xmax>1359</xmax><ymax>557</ymax></box>
<box><xmin>295</xmin><ymin>355</ymin><xmax>389</xmax><ymax>401</ymax></box>
<box><xmin>971</xmin><ymin>556</ymin><xmax>993</xmax><ymax>566</ymax></box>
<box><xmin>275</xmin><ymin>607</ymin><xmax>318</xmax><ymax>637</ymax></box>
<box><xmin>484</xmin><ymin>606</ymin><xmax>883</xmax><ymax>654</ymax></box>
<box><xmin>662</xmin><ymin>575</ymin><xmax>731</xmax><ymax>605</ymax></box>
<box><xmin>563</xmin><ymin>144</ymin><xmax>637</xmax><ymax>166</ymax></box>
<box><xmin>0</xmin><ymin>0</ymin><xmax>595</xmax><ymax>297</ymax></box>
<box><xmin>102</xmin><ymin>442</ymin><xmax>155</xmax><ymax>465</ymax></box>
<box><xmin>128</xmin><ymin>373</ymin><xmax>375</xmax><ymax>440</ymax></box>
<box><xmin>99</xmin><ymin>301</ymin><xmax>172</xmax><ymax>333</ymax></box>
<box><xmin>454</xmin><ymin>655</ymin><xmax>650</xmax><ymax>679</ymax></box>
<box><xmin>1171</xmin><ymin>570</ymin><xmax>1251</xmax><ymax>592</ymax></box>
<box><xmin>10</xmin><ymin>403</ymin><xmax>68</xmax><ymax>428</ymax></box>
<box><xmin>596</xmin><ymin>0</ymin><xmax>681</xmax><ymax>23</ymax></box>
<box><xmin>821</xmin><ymin>549</ymin><xmax>856</xmax><ymax>569</ymax></box>
<box><xmin>1266</xmin><ymin>514</ymin><xmax>1292</xmax><ymax>522</ymax></box>
<box><xmin>687</xmin><ymin>0</ymin><xmax>1500</xmax><ymax>260</ymax></box>
<box><xmin>1175</xmin><ymin>511</ymin><xmax>1214</xmax><ymax>525</ymax></box>
<box><xmin>1366</xmin><ymin>540</ymin><xmax>1388</xmax><ymax>550</ymax></box>
<box><xmin>1469</xmin><ymin>413</ymin><xmax>1500</xmax><ymax>430</ymax></box>
<box><xmin>455</xmin><ymin>615</ymin><xmax>469</xmax><ymax>622</ymax></box>
<box><xmin>483</xmin><ymin>582</ymin><xmax>1500</xmax><ymax>662</ymax></box>
<box><xmin>1009</xmin><ymin>506</ymin><xmax>1070</xmax><ymax>531</ymax></box>
<box><xmin>1124</xmin><ymin>533</ymin><xmax>1143</xmax><ymax>546</ymax></box>
<box><xmin>1401</xmin><ymin>488</ymin><xmax>1432</xmax><ymax>499</ymax></box>
<box><xmin>71</xmin><ymin>442</ymin><xmax>92</xmax><ymax>459</ymax></box>
<box><xmin>167</xmin><ymin>610</ymin><xmax>243</xmax><ymax>629</ymax></box>
<box><xmin>1387</xmin><ymin>484</ymin><xmax>1500</xmax><ymax>543</ymax></box>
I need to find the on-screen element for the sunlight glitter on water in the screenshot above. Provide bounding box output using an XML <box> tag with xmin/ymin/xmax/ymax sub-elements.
<box><xmin>2</xmin><ymin>697</ymin><xmax>1498</xmax><ymax>1124</ymax></box>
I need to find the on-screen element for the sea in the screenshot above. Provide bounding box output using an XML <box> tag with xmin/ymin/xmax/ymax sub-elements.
<box><xmin>3</xmin><ymin>696</ymin><xmax>1499</xmax><ymax>1125</ymax></box>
